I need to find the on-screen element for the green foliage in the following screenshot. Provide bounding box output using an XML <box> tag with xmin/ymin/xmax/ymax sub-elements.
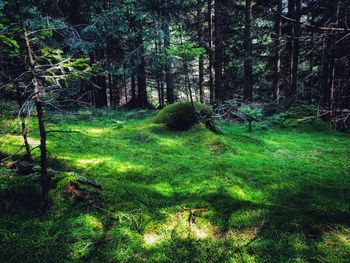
<box><xmin>239</xmin><ymin>104</ymin><xmax>263</xmax><ymax>121</ymax></box>
<box><xmin>169</xmin><ymin>43</ymin><xmax>206</xmax><ymax>61</ymax></box>
<box><xmin>239</xmin><ymin>104</ymin><xmax>263</xmax><ymax>131</ymax></box>
<box><xmin>265</xmin><ymin>105</ymin><xmax>332</xmax><ymax>132</ymax></box>
<box><xmin>155</xmin><ymin>102</ymin><xmax>213</xmax><ymax>131</ymax></box>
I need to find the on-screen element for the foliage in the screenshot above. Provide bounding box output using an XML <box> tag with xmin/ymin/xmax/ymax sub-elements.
<box><xmin>168</xmin><ymin>43</ymin><xmax>206</xmax><ymax>61</ymax></box>
<box><xmin>239</xmin><ymin>104</ymin><xmax>263</xmax><ymax>131</ymax></box>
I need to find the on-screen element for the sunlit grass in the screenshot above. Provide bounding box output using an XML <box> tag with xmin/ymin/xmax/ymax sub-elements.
<box><xmin>1</xmin><ymin>110</ymin><xmax>350</xmax><ymax>262</ymax></box>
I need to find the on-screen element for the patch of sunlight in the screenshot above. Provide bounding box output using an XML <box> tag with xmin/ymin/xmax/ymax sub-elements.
<box><xmin>116</xmin><ymin>162</ymin><xmax>144</xmax><ymax>173</ymax></box>
<box><xmin>144</xmin><ymin>233</ymin><xmax>160</xmax><ymax>246</ymax></box>
<box><xmin>144</xmin><ymin>209</ymin><xmax>218</xmax><ymax>246</ymax></box>
<box><xmin>27</xmin><ymin>137</ymin><xmax>40</xmax><ymax>146</ymax></box>
<box><xmin>152</xmin><ymin>183</ymin><xmax>173</xmax><ymax>196</ymax></box>
<box><xmin>158</xmin><ymin>138</ymin><xmax>181</xmax><ymax>148</ymax></box>
<box><xmin>227</xmin><ymin>186</ymin><xmax>264</xmax><ymax>203</ymax></box>
<box><xmin>86</xmin><ymin>128</ymin><xmax>105</xmax><ymax>136</ymax></box>
<box><xmin>77</xmin><ymin>157</ymin><xmax>112</xmax><ymax>165</ymax></box>
<box><xmin>70</xmin><ymin>214</ymin><xmax>103</xmax><ymax>260</ymax></box>
<box><xmin>226</xmin><ymin>228</ymin><xmax>259</xmax><ymax>246</ymax></box>
<box><xmin>228</xmin><ymin>186</ymin><xmax>248</xmax><ymax>200</ymax></box>
<box><xmin>318</xmin><ymin>227</ymin><xmax>350</xmax><ymax>255</ymax></box>
<box><xmin>0</xmin><ymin>135</ymin><xmax>22</xmax><ymax>143</ymax></box>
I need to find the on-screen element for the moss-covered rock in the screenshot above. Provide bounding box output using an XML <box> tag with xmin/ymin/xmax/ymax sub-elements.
<box><xmin>155</xmin><ymin>102</ymin><xmax>213</xmax><ymax>131</ymax></box>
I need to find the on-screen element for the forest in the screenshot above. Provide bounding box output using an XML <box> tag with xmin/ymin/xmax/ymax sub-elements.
<box><xmin>0</xmin><ymin>0</ymin><xmax>350</xmax><ymax>262</ymax></box>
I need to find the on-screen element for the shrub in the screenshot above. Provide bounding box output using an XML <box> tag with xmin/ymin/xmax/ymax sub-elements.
<box><xmin>155</xmin><ymin>102</ymin><xmax>213</xmax><ymax>131</ymax></box>
<box><xmin>238</xmin><ymin>104</ymin><xmax>263</xmax><ymax>131</ymax></box>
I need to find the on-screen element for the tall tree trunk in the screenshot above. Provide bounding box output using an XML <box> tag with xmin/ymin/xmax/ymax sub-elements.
<box><xmin>289</xmin><ymin>0</ymin><xmax>301</xmax><ymax>107</ymax></box>
<box><xmin>124</xmin><ymin>74</ymin><xmax>128</xmax><ymax>104</ymax></box>
<box><xmin>273</xmin><ymin>0</ymin><xmax>282</xmax><ymax>104</ymax></box>
<box><xmin>207</xmin><ymin>0</ymin><xmax>214</xmax><ymax>104</ymax></box>
<box><xmin>243</xmin><ymin>0</ymin><xmax>253</xmax><ymax>102</ymax></box>
<box><xmin>307</xmin><ymin>10</ymin><xmax>314</xmax><ymax>104</ymax></box>
<box><xmin>285</xmin><ymin>0</ymin><xmax>300</xmax><ymax>108</ymax></box>
<box><xmin>197</xmin><ymin>0</ymin><xmax>205</xmax><ymax>103</ymax></box>
<box><xmin>286</xmin><ymin>0</ymin><xmax>295</xmax><ymax>100</ymax></box>
<box><xmin>136</xmin><ymin>38</ymin><xmax>148</xmax><ymax>108</ymax></box>
<box><xmin>214</xmin><ymin>0</ymin><xmax>224</xmax><ymax>102</ymax></box>
<box><xmin>16</xmin><ymin>87</ymin><xmax>32</xmax><ymax>160</ymax></box>
<box><xmin>162</xmin><ymin>0</ymin><xmax>174</xmax><ymax>104</ymax></box>
<box><xmin>22</xmin><ymin>24</ymin><xmax>49</xmax><ymax>210</ymax></box>
<box><xmin>131</xmin><ymin>74</ymin><xmax>136</xmax><ymax>105</ymax></box>
<box><xmin>94</xmin><ymin>50</ymin><xmax>107</xmax><ymax>108</ymax></box>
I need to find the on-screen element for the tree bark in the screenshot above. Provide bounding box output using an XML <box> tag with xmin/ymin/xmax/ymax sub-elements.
<box><xmin>243</xmin><ymin>0</ymin><xmax>253</xmax><ymax>102</ymax></box>
<box><xmin>208</xmin><ymin>0</ymin><xmax>214</xmax><ymax>104</ymax></box>
<box><xmin>136</xmin><ymin>37</ymin><xmax>148</xmax><ymax>108</ymax></box>
<box><xmin>307</xmin><ymin>10</ymin><xmax>314</xmax><ymax>104</ymax></box>
<box><xmin>285</xmin><ymin>0</ymin><xmax>300</xmax><ymax>108</ymax></box>
<box><xmin>273</xmin><ymin>0</ymin><xmax>282</xmax><ymax>104</ymax></box>
<box><xmin>22</xmin><ymin>24</ymin><xmax>49</xmax><ymax>210</ymax></box>
<box><xmin>162</xmin><ymin>0</ymin><xmax>174</xmax><ymax>104</ymax></box>
<box><xmin>214</xmin><ymin>0</ymin><xmax>224</xmax><ymax>102</ymax></box>
<box><xmin>16</xmin><ymin>87</ymin><xmax>32</xmax><ymax>160</ymax></box>
<box><xmin>197</xmin><ymin>0</ymin><xmax>205</xmax><ymax>103</ymax></box>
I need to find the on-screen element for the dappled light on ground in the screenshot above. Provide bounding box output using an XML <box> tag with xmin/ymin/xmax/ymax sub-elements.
<box><xmin>1</xmin><ymin>112</ymin><xmax>350</xmax><ymax>262</ymax></box>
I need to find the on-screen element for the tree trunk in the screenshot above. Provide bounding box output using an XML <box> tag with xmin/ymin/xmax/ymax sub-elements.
<box><xmin>162</xmin><ymin>0</ymin><xmax>174</xmax><ymax>104</ymax></box>
<box><xmin>243</xmin><ymin>0</ymin><xmax>253</xmax><ymax>102</ymax></box>
<box><xmin>214</xmin><ymin>0</ymin><xmax>224</xmax><ymax>102</ymax></box>
<box><xmin>307</xmin><ymin>10</ymin><xmax>314</xmax><ymax>104</ymax></box>
<box><xmin>16</xmin><ymin>87</ymin><xmax>32</xmax><ymax>160</ymax></box>
<box><xmin>22</xmin><ymin>24</ymin><xmax>49</xmax><ymax>210</ymax></box>
<box><xmin>136</xmin><ymin>37</ymin><xmax>148</xmax><ymax>108</ymax></box>
<box><xmin>94</xmin><ymin>50</ymin><xmax>108</xmax><ymax>108</ymax></box>
<box><xmin>285</xmin><ymin>0</ymin><xmax>300</xmax><ymax>108</ymax></box>
<box><xmin>131</xmin><ymin>74</ymin><xmax>136</xmax><ymax>105</ymax></box>
<box><xmin>208</xmin><ymin>0</ymin><xmax>214</xmax><ymax>104</ymax></box>
<box><xmin>197</xmin><ymin>0</ymin><xmax>205</xmax><ymax>103</ymax></box>
<box><xmin>273</xmin><ymin>0</ymin><xmax>282</xmax><ymax>104</ymax></box>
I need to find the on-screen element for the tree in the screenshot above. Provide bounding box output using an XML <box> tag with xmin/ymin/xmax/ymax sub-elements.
<box><xmin>243</xmin><ymin>0</ymin><xmax>253</xmax><ymax>102</ymax></box>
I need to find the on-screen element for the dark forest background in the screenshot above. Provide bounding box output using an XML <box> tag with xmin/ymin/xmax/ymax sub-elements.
<box><xmin>1</xmin><ymin>0</ymin><xmax>349</xmax><ymax>123</ymax></box>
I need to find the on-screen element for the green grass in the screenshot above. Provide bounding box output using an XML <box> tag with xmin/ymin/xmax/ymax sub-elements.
<box><xmin>1</xmin><ymin>110</ymin><xmax>350</xmax><ymax>262</ymax></box>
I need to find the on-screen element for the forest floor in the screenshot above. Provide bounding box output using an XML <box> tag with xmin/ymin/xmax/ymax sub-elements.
<box><xmin>1</xmin><ymin>110</ymin><xmax>350</xmax><ymax>263</ymax></box>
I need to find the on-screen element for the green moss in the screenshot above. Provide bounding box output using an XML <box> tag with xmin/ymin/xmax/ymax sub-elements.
<box><xmin>0</xmin><ymin>110</ymin><xmax>349</xmax><ymax>262</ymax></box>
<box><xmin>155</xmin><ymin>102</ymin><xmax>213</xmax><ymax>131</ymax></box>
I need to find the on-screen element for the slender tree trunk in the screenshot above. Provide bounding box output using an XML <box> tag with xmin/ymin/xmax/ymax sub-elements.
<box><xmin>184</xmin><ymin>61</ymin><xmax>195</xmax><ymax>108</ymax></box>
<box><xmin>197</xmin><ymin>0</ymin><xmax>205</xmax><ymax>103</ymax></box>
<box><xmin>214</xmin><ymin>0</ymin><xmax>224</xmax><ymax>102</ymax></box>
<box><xmin>162</xmin><ymin>0</ymin><xmax>174</xmax><ymax>104</ymax></box>
<box><xmin>131</xmin><ymin>75</ymin><xmax>136</xmax><ymax>105</ymax></box>
<box><xmin>16</xmin><ymin>87</ymin><xmax>32</xmax><ymax>160</ymax></box>
<box><xmin>160</xmin><ymin>73</ymin><xmax>165</xmax><ymax>107</ymax></box>
<box><xmin>273</xmin><ymin>0</ymin><xmax>282</xmax><ymax>104</ymax></box>
<box><xmin>208</xmin><ymin>0</ymin><xmax>214</xmax><ymax>104</ymax></box>
<box><xmin>308</xmin><ymin>10</ymin><xmax>314</xmax><ymax>104</ymax></box>
<box><xmin>289</xmin><ymin>0</ymin><xmax>301</xmax><ymax>107</ymax></box>
<box><xmin>124</xmin><ymin>74</ymin><xmax>128</xmax><ymax>104</ymax></box>
<box><xmin>243</xmin><ymin>0</ymin><xmax>253</xmax><ymax>102</ymax></box>
<box><xmin>286</xmin><ymin>0</ymin><xmax>295</xmax><ymax>100</ymax></box>
<box><xmin>285</xmin><ymin>0</ymin><xmax>300</xmax><ymax>108</ymax></box>
<box><xmin>136</xmin><ymin>37</ymin><xmax>148</xmax><ymax>108</ymax></box>
<box><xmin>94</xmin><ymin>50</ymin><xmax>107</xmax><ymax>108</ymax></box>
<box><xmin>22</xmin><ymin>24</ymin><xmax>49</xmax><ymax>210</ymax></box>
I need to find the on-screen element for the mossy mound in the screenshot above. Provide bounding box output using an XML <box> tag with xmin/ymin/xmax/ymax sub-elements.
<box><xmin>155</xmin><ymin>102</ymin><xmax>213</xmax><ymax>131</ymax></box>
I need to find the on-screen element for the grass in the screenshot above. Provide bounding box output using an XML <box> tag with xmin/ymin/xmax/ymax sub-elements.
<box><xmin>0</xmin><ymin>109</ymin><xmax>350</xmax><ymax>262</ymax></box>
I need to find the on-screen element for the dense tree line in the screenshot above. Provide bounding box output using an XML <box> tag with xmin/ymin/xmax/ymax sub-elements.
<box><xmin>2</xmin><ymin>0</ymin><xmax>350</xmax><ymax>111</ymax></box>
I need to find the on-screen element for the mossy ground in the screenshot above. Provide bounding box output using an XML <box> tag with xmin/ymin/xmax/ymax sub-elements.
<box><xmin>1</xmin><ymin>110</ymin><xmax>350</xmax><ymax>262</ymax></box>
